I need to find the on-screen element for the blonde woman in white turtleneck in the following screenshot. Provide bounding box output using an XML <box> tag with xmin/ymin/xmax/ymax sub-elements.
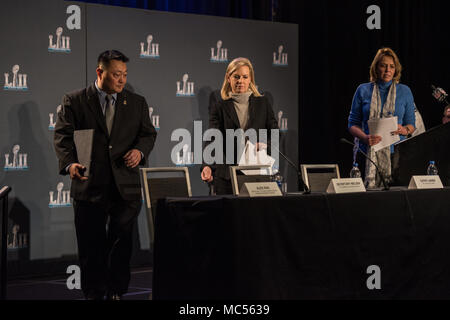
<box><xmin>201</xmin><ymin>57</ymin><xmax>279</xmax><ymax>195</ymax></box>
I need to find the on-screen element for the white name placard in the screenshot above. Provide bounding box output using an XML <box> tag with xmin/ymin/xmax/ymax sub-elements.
<box><xmin>239</xmin><ymin>182</ymin><xmax>283</xmax><ymax>197</ymax></box>
<box><xmin>326</xmin><ymin>178</ymin><xmax>366</xmax><ymax>194</ymax></box>
<box><xmin>408</xmin><ymin>175</ymin><xmax>443</xmax><ymax>189</ymax></box>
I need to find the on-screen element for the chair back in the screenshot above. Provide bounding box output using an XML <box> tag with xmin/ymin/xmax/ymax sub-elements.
<box><xmin>140</xmin><ymin>167</ymin><xmax>191</xmax><ymax>248</ymax></box>
<box><xmin>229</xmin><ymin>165</ymin><xmax>272</xmax><ymax>196</ymax></box>
<box><xmin>300</xmin><ymin>164</ymin><xmax>340</xmax><ymax>192</ymax></box>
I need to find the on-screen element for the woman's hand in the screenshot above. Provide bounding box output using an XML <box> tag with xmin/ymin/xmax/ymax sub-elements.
<box><xmin>366</xmin><ymin>134</ymin><xmax>382</xmax><ymax>146</ymax></box>
<box><xmin>349</xmin><ymin>125</ymin><xmax>382</xmax><ymax>148</ymax></box>
<box><xmin>201</xmin><ymin>166</ymin><xmax>213</xmax><ymax>182</ymax></box>
<box><xmin>256</xmin><ymin>142</ymin><xmax>267</xmax><ymax>151</ymax></box>
<box><xmin>391</xmin><ymin>124</ymin><xmax>409</xmax><ymax>136</ymax></box>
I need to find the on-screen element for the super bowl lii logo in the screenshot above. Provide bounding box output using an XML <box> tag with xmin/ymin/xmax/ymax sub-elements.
<box><xmin>140</xmin><ymin>188</ymin><xmax>145</xmax><ymax>204</ymax></box>
<box><xmin>273</xmin><ymin>45</ymin><xmax>288</xmax><ymax>66</ymax></box>
<box><xmin>49</xmin><ymin>182</ymin><xmax>71</xmax><ymax>208</ymax></box>
<box><xmin>277</xmin><ymin>111</ymin><xmax>288</xmax><ymax>132</ymax></box>
<box><xmin>49</xmin><ymin>105</ymin><xmax>62</xmax><ymax>130</ymax></box>
<box><xmin>48</xmin><ymin>27</ymin><xmax>71</xmax><ymax>53</ymax></box>
<box><xmin>140</xmin><ymin>34</ymin><xmax>160</xmax><ymax>59</ymax></box>
<box><xmin>8</xmin><ymin>222</ymin><xmax>28</xmax><ymax>251</ymax></box>
<box><xmin>4</xmin><ymin>145</ymin><xmax>28</xmax><ymax>171</ymax></box>
<box><xmin>176</xmin><ymin>74</ymin><xmax>195</xmax><ymax>97</ymax></box>
<box><xmin>210</xmin><ymin>40</ymin><xmax>228</xmax><ymax>63</ymax></box>
<box><xmin>176</xmin><ymin>144</ymin><xmax>194</xmax><ymax>167</ymax></box>
<box><xmin>4</xmin><ymin>65</ymin><xmax>28</xmax><ymax>91</ymax></box>
<box><xmin>149</xmin><ymin>106</ymin><xmax>160</xmax><ymax>131</ymax></box>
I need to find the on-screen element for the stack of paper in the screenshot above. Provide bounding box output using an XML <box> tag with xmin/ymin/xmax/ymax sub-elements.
<box><xmin>367</xmin><ymin>116</ymin><xmax>399</xmax><ymax>152</ymax></box>
<box><xmin>238</xmin><ymin>141</ymin><xmax>275</xmax><ymax>175</ymax></box>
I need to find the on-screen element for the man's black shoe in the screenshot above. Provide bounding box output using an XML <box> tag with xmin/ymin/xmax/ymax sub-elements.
<box><xmin>106</xmin><ymin>293</ymin><xmax>122</xmax><ymax>300</ymax></box>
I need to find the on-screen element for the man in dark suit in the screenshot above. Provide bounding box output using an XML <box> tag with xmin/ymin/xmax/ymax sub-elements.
<box><xmin>54</xmin><ymin>50</ymin><xmax>157</xmax><ymax>300</ymax></box>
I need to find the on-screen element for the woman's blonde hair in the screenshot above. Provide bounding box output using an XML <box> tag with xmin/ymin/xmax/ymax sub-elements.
<box><xmin>220</xmin><ymin>57</ymin><xmax>261</xmax><ymax>100</ymax></box>
<box><xmin>369</xmin><ymin>47</ymin><xmax>402</xmax><ymax>83</ymax></box>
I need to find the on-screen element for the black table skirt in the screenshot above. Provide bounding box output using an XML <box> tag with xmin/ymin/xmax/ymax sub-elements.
<box><xmin>153</xmin><ymin>188</ymin><xmax>450</xmax><ymax>299</ymax></box>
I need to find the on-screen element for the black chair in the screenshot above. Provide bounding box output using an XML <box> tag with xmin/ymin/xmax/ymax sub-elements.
<box><xmin>300</xmin><ymin>164</ymin><xmax>340</xmax><ymax>192</ymax></box>
<box><xmin>140</xmin><ymin>167</ymin><xmax>192</xmax><ymax>249</ymax></box>
<box><xmin>229</xmin><ymin>165</ymin><xmax>272</xmax><ymax>196</ymax></box>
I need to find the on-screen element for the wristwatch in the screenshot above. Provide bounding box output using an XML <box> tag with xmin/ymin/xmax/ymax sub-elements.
<box><xmin>405</xmin><ymin>126</ymin><xmax>412</xmax><ymax>138</ymax></box>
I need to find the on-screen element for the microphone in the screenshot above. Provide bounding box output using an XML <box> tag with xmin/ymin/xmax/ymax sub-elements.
<box><xmin>431</xmin><ymin>85</ymin><xmax>449</xmax><ymax>105</ymax></box>
<box><xmin>340</xmin><ymin>138</ymin><xmax>390</xmax><ymax>191</ymax></box>
<box><xmin>270</xmin><ymin>144</ymin><xmax>311</xmax><ymax>194</ymax></box>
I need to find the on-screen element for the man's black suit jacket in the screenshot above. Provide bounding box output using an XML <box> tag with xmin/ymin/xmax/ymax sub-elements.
<box><xmin>54</xmin><ymin>84</ymin><xmax>157</xmax><ymax>202</ymax></box>
<box><xmin>207</xmin><ymin>94</ymin><xmax>279</xmax><ymax>180</ymax></box>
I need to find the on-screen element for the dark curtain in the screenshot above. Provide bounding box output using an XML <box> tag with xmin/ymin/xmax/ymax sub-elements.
<box><xmin>74</xmin><ymin>0</ymin><xmax>274</xmax><ymax>20</ymax></box>
<box><xmin>283</xmin><ymin>0</ymin><xmax>450</xmax><ymax>175</ymax></box>
<box><xmin>74</xmin><ymin>0</ymin><xmax>450</xmax><ymax>177</ymax></box>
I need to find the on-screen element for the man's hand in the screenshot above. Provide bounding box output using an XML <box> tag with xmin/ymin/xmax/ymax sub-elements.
<box><xmin>201</xmin><ymin>166</ymin><xmax>213</xmax><ymax>183</ymax></box>
<box><xmin>124</xmin><ymin>149</ymin><xmax>142</xmax><ymax>168</ymax></box>
<box><xmin>69</xmin><ymin>163</ymin><xmax>88</xmax><ymax>181</ymax></box>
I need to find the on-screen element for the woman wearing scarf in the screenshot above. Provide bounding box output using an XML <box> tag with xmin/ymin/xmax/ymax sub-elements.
<box><xmin>348</xmin><ymin>47</ymin><xmax>416</xmax><ymax>188</ymax></box>
<box><xmin>201</xmin><ymin>57</ymin><xmax>279</xmax><ymax>194</ymax></box>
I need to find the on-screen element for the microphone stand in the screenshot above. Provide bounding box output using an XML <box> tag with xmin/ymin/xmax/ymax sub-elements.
<box><xmin>340</xmin><ymin>138</ymin><xmax>390</xmax><ymax>191</ymax></box>
<box><xmin>270</xmin><ymin>145</ymin><xmax>311</xmax><ymax>194</ymax></box>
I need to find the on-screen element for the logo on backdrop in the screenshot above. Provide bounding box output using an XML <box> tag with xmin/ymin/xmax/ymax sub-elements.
<box><xmin>49</xmin><ymin>105</ymin><xmax>62</xmax><ymax>130</ymax></box>
<box><xmin>49</xmin><ymin>182</ymin><xmax>71</xmax><ymax>208</ymax></box>
<box><xmin>273</xmin><ymin>45</ymin><xmax>288</xmax><ymax>66</ymax></box>
<box><xmin>148</xmin><ymin>106</ymin><xmax>160</xmax><ymax>131</ymax></box>
<box><xmin>4</xmin><ymin>145</ymin><xmax>28</xmax><ymax>171</ymax></box>
<box><xmin>48</xmin><ymin>27</ymin><xmax>71</xmax><ymax>53</ymax></box>
<box><xmin>277</xmin><ymin>111</ymin><xmax>288</xmax><ymax>132</ymax></box>
<box><xmin>140</xmin><ymin>34</ymin><xmax>160</xmax><ymax>59</ymax></box>
<box><xmin>4</xmin><ymin>65</ymin><xmax>28</xmax><ymax>91</ymax></box>
<box><xmin>140</xmin><ymin>187</ymin><xmax>146</xmax><ymax>204</ymax></box>
<box><xmin>7</xmin><ymin>222</ymin><xmax>28</xmax><ymax>251</ymax></box>
<box><xmin>176</xmin><ymin>74</ymin><xmax>195</xmax><ymax>97</ymax></box>
<box><xmin>210</xmin><ymin>40</ymin><xmax>228</xmax><ymax>63</ymax></box>
<box><xmin>176</xmin><ymin>144</ymin><xmax>194</xmax><ymax>167</ymax></box>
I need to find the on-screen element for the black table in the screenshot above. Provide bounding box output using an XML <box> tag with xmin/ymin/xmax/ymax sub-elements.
<box><xmin>153</xmin><ymin>188</ymin><xmax>450</xmax><ymax>299</ymax></box>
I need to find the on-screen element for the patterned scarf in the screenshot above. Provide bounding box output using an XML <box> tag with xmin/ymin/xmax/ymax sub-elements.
<box><xmin>365</xmin><ymin>82</ymin><xmax>396</xmax><ymax>189</ymax></box>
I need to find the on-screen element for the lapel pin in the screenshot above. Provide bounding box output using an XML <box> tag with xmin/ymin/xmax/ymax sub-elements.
<box><xmin>123</xmin><ymin>100</ymin><xmax>127</xmax><ymax>105</ymax></box>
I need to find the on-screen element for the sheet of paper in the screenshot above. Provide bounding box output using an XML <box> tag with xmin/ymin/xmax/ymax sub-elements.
<box><xmin>367</xmin><ymin>116</ymin><xmax>400</xmax><ymax>152</ymax></box>
<box><xmin>74</xmin><ymin>129</ymin><xmax>94</xmax><ymax>176</ymax></box>
<box><xmin>238</xmin><ymin>141</ymin><xmax>275</xmax><ymax>175</ymax></box>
